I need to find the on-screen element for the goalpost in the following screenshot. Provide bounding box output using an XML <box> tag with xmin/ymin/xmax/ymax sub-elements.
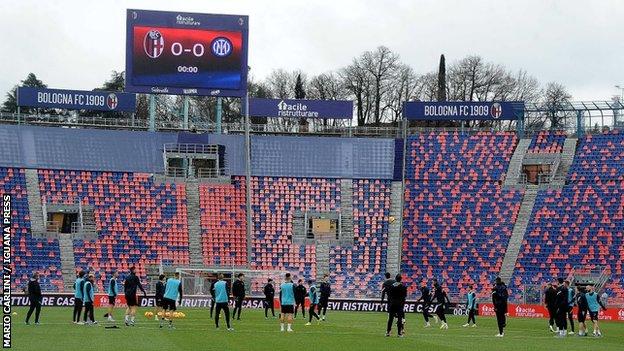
<box><xmin>176</xmin><ymin>267</ymin><xmax>289</xmax><ymax>297</ymax></box>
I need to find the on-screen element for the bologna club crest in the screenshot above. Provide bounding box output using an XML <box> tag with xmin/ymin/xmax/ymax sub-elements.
<box><xmin>107</xmin><ymin>93</ymin><xmax>119</xmax><ymax>110</ymax></box>
<box><xmin>491</xmin><ymin>102</ymin><xmax>502</xmax><ymax>119</ymax></box>
<box><xmin>143</xmin><ymin>29</ymin><xmax>165</xmax><ymax>58</ymax></box>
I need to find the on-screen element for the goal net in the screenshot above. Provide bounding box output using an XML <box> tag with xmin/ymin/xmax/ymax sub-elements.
<box><xmin>176</xmin><ymin>267</ymin><xmax>289</xmax><ymax>296</ymax></box>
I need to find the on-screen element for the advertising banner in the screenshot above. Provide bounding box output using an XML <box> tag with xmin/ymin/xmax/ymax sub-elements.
<box><xmin>249</xmin><ymin>98</ymin><xmax>354</xmax><ymax>119</ymax></box>
<box><xmin>403</xmin><ymin>101</ymin><xmax>524</xmax><ymax>121</ymax></box>
<box><xmin>17</xmin><ymin>87</ymin><xmax>136</xmax><ymax>112</ymax></box>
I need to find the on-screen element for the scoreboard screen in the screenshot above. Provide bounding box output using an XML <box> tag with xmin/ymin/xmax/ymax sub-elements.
<box><xmin>125</xmin><ymin>9</ymin><xmax>248</xmax><ymax>97</ymax></box>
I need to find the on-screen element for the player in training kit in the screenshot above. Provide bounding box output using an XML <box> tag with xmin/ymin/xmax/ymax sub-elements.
<box><xmin>544</xmin><ymin>281</ymin><xmax>558</xmax><ymax>332</ymax></box>
<box><xmin>294</xmin><ymin>279</ymin><xmax>307</xmax><ymax>319</ymax></box>
<box><xmin>575</xmin><ymin>286</ymin><xmax>588</xmax><ymax>336</ymax></box>
<box><xmin>381</xmin><ymin>272</ymin><xmax>395</xmax><ymax>305</ymax></box>
<box><xmin>463</xmin><ymin>285</ymin><xmax>477</xmax><ymax>328</ymax></box>
<box><xmin>318</xmin><ymin>274</ymin><xmax>331</xmax><ymax>321</ymax></box>
<box><xmin>433</xmin><ymin>281</ymin><xmax>450</xmax><ymax>329</ymax></box>
<box><xmin>232</xmin><ymin>273</ymin><xmax>245</xmax><ymax>321</ymax></box>
<box><xmin>213</xmin><ymin>274</ymin><xmax>233</xmax><ymax>331</ymax></box>
<box><xmin>105</xmin><ymin>271</ymin><xmax>119</xmax><ymax>322</ymax></box>
<box><xmin>416</xmin><ymin>279</ymin><xmax>433</xmax><ymax>327</ymax></box>
<box><xmin>73</xmin><ymin>271</ymin><xmax>86</xmax><ymax>324</ymax></box>
<box><xmin>124</xmin><ymin>266</ymin><xmax>147</xmax><ymax>326</ymax></box>
<box><xmin>83</xmin><ymin>274</ymin><xmax>96</xmax><ymax>325</ymax></box>
<box><xmin>161</xmin><ymin>272</ymin><xmax>183</xmax><ymax>329</ymax></box>
<box><xmin>585</xmin><ymin>285</ymin><xmax>606</xmax><ymax>337</ymax></box>
<box><xmin>209</xmin><ymin>278</ymin><xmax>217</xmax><ymax>319</ymax></box>
<box><xmin>279</xmin><ymin>273</ymin><xmax>295</xmax><ymax>332</ymax></box>
<box><xmin>305</xmin><ymin>280</ymin><xmax>320</xmax><ymax>326</ymax></box>
<box><xmin>264</xmin><ymin>279</ymin><xmax>276</xmax><ymax>319</ymax></box>
<box><xmin>25</xmin><ymin>272</ymin><xmax>42</xmax><ymax>325</ymax></box>
<box><xmin>386</xmin><ymin>274</ymin><xmax>407</xmax><ymax>337</ymax></box>
<box><xmin>154</xmin><ymin>274</ymin><xmax>165</xmax><ymax>321</ymax></box>
<box><xmin>492</xmin><ymin>277</ymin><xmax>509</xmax><ymax>337</ymax></box>
<box><xmin>554</xmin><ymin>278</ymin><xmax>569</xmax><ymax>337</ymax></box>
<box><xmin>565</xmin><ymin>280</ymin><xmax>575</xmax><ymax>334</ymax></box>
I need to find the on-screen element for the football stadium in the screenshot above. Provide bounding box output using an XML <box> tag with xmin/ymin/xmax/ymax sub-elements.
<box><xmin>2</xmin><ymin>2</ymin><xmax>624</xmax><ymax>351</ymax></box>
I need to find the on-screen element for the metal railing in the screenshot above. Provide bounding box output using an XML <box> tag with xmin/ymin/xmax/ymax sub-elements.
<box><xmin>165</xmin><ymin>167</ymin><xmax>225</xmax><ymax>179</ymax></box>
<box><xmin>46</xmin><ymin>221</ymin><xmax>61</xmax><ymax>234</ymax></box>
<box><xmin>163</xmin><ymin>143</ymin><xmax>220</xmax><ymax>154</ymax></box>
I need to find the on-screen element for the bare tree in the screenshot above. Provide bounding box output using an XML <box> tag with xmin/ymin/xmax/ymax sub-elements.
<box><xmin>362</xmin><ymin>46</ymin><xmax>400</xmax><ymax>125</ymax></box>
<box><xmin>542</xmin><ymin>82</ymin><xmax>573</xmax><ymax>129</ymax></box>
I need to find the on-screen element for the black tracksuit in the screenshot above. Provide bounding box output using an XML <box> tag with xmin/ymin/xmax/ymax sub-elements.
<box><xmin>155</xmin><ymin>281</ymin><xmax>165</xmax><ymax>307</ymax></box>
<box><xmin>386</xmin><ymin>281</ymin><xmax>407</xmax><ymax>335</ymax></box>
<box><xmin>416</xmin><ymin>286</ymin><xmax>433</xmax><ymax>322</ymax></box>
<box><xmin>232</xmin><ymin>279</ymin><xmax>245</xmax><ymax>320</ymax></box>
<box><xmin>555</xmin><ymin>285</ymin><xmax>569</xmax><ymax>331</ymax></box>
<box><xmin>381</xmin><ymin>278</ymin><xmax>395</xmax><ymax>309</ymax></box>
<box><xmin>545</xmin><ymin>286</ymin><xmax>557</xmax><ymax>328</ymax></box>
<box><xmin>433</xmin><ymin>284</ymin><xmax>450</xmax><ymax>323</ymax></box>
<box><xmin>25</xmin><ymin>279</ymin><xmax>42</xmax><ymax>324</ymax></box>
<box><xmin>492</xmin><ymin>283</ymin><xmax>509</xmax><ymax>335</ymax></box>
<box><xmin>576</xmin><ymin>292</ymin><xmax>588</xmax><ymax>324</ymax></box>
<box><xmin>263</xmin><ymin>283</ymin><xmax>275</xmax><ymax>317</ymax></box>
<box><xmin>319</xmin><ymin>281</ymin><xmax>331</xmax><ymax>316</ymax></box>
<box><xmin>294</xmin><ymin>284</ymin><xmax>307</xmax><ymax>318</ymax></box>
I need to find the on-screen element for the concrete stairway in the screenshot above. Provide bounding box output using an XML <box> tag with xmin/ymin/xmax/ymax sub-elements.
<box><xmin>499</xmin><ymin>185</ymin><xmax>539</xmax><ymax>284</ymax></box>
<box><xmin>386</xmin><ymin>181</ymin><xmax>403</xmax><ymax>275</ymax></box>
<box><xmin>58</xmin><ymin>233</ymin><xmax>77</xmax><ymax>291</ymax></box>
<box><xmin>552</xmin><ymin>138</ymin><xmax>577</xmax><ymax>185</ymax></box>
<box><xmin>24</xmin><ymin>169</ymin><xmax>46</xmax><ymax>236</ymax></box>
<box><xmin>503</xmin><ymin>138</ymin><xmax>532</xmax><ymax>187</ymax></box>
<box><xmin>185</xmin><ymin>180</ymin><xmax>204</xmax><ymax>267</ymax></box>
<box><xmin>315</xmin><ymin>241</ymin><xmax>330</xmax><ymax>278</ymax></box>
<box><xmin>77</xmin><ymin>207</ymin><xmax>97</xmax><ymax>239</ymax></box>
<box><xmin>339</xmin><ymin>179</ymin><xmax>354</xmax><ymax>239</ymax></box>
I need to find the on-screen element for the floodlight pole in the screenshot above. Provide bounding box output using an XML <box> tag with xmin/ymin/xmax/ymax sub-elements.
<box><xmin>148</xmin><ymin>94</ymin><xmax>156</xmax><ymax>132</ymax></box>
<box><xmin>243</xmin><ymin>92</ymin><xmax>253</xmax><ymax>268</ymax></box>
<box><xmin>216</xmin><ymin>97</ymin><xmax>223</xmax><ymax>134</ymax></box>
<box><xmin>16</xmin><ymin>87</ymin><xmax>20</xmax><ymax>125</ymax></box>
<box><xmin>183</xmin><ymin>96</ymin><xmax>189</xmax><ymax>130</ymax></box>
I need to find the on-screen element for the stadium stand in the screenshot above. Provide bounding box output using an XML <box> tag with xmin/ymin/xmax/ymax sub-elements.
<box><xmin>402</xmin><ymin>131</ymin><xmax>522</xmax><ymax>298</ymax></box>
<box><xmin>249</xmin><ymin>177</ymin><xmax>341</xmax><ymax>279</ymax></box>
<box><xmin>199</xmin><ymin>178</ymin><xmax>247</xmax><ymax>266</ymax></box>
<box><xmin>2</xmin><ymin>168</ymin><xmax>64</xmax><ymax>291</ymax></box>
<box><xmin>510</xmin><ymin>130</ymin><xmax>624</xmax><ymax>300</ymax></box>
<box><xmin>402</xmin><ymin>181</ymin><xmax>523</xmax><ymax>297</ymax></box>
<box><xmin>527</xmin><ymin>130</ymin><xmax>567</xmax><ymax>154</ymax></box>
<box><xmin>405</xmin><ymin>131</ymin><xmax>518</xmax><ymax>181</ymax></box>
<box><xmin>330</xmin><ymin>179</ymin><xmax>391</xmax><ymax>298</ymax></box>
<box><xmin>38</xmin><ymin>169</ymin><xmax>189</xmax><ymax>289</ymax></box>
<box><xmin>568</xmin><ymin>129</ymin><xmax>624</xmax><ymax>181</ymax></box>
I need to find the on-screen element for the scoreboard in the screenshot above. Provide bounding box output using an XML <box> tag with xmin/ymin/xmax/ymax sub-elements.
<box><xmin>125</xmin><ymin>9</ymin><xmax>249</xmax><ymax>97</ymax></box>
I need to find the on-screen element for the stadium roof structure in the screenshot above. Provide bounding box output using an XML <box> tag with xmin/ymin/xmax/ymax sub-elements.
<box><xmin>524</xmin><ymin>100</ymin><xmax>624</xmax><ymax>113</ymax></box>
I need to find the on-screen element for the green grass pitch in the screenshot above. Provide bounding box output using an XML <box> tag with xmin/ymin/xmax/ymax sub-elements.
<box><xmin>10</xmin><ymin>306</ymin><xmax>624</xmax><ymax>351</ymax></box>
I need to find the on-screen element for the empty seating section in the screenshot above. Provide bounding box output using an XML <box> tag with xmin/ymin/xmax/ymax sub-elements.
<box><xmin>2</xmin><ymin>168</ymin><xmax>64</xmax><ymax>291</ymax></box>
<box><xmin>199</xmin><ymin>178</ymin><xmax>247</xmax><ymax>266</ymax></box>
<box><xmin>568</xmin><ymin>130</ymin><xmax>624</xmax><ymax>181</ymax></box>
<box><xmin>250</xmin><ymin>177</ymin><xmax>340</xmax><ymax>280</ymax></box>
<box><xmin>406</xmin><ymin>131</ymin><xmax>518</xmax><ymax>181</ymax></box>
<box><xmin>512</xmin><ymin>182</ymin><xmax>624</xmax><ymax>299</ymax></box>
<box><xmin>330</xmin><ymin>179</ymin><xmax>391</xmax><ymax>298</ymax></box>
<box><xmin>527</xmin><ymin>131</ymin><xmax>566</xmax><ymax>153</ymax></box>
<box><xmin>38</xmin><ymin>170</ymin><xmax>189</xmax><ymax>289</ymax></box>
<box><xmin>402</xmin><ymin>181</ymin><xmax>523</xmax><ymax>298</ymax></box>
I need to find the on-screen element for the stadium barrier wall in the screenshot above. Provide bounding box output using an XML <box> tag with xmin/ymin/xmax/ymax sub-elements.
<box><xmin>479</xmin><ymin>303</ymin><xmax>624</xmax><ymax>322</ymax></box>
<box><xmin>12</xmin><ymin>294</ymin><xmax>624</xmax><ymax>321</ymax></box>
<box><xmin>11</xmin><ymin>294</ymin><xmax>468</xmax><ymax>315</ymax></box>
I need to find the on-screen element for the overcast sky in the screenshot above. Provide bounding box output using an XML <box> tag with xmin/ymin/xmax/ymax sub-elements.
<box><xmin>0</xmin><ymin>0</ymin><xmax>622</xmax><ymax>101</ymax></box>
